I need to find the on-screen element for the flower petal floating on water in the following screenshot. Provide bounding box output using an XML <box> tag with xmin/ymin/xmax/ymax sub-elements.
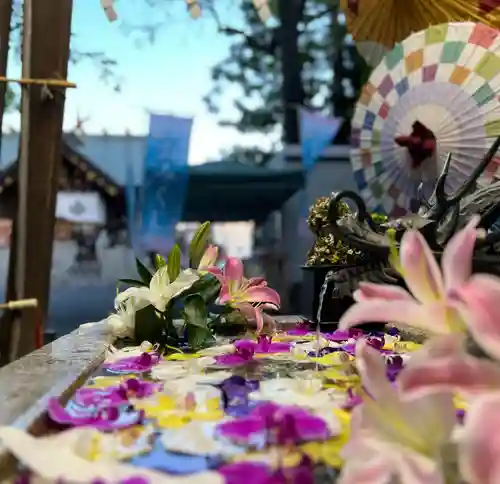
<box><xmin>47</xmin><ymin>398</ymin><xmax>144</xmax><ymax>430</ymax></box>
<box><xmin>216</xmin><ymin>402</ymin><xmax>329</xmax><ymax>448</ymax></box>
<box><xmin>0</xmin><ymin>427</ymin><xmax>224</xmax><ymax>483</ymax></box>
<box><xmin>129</xmin><ymin>437</ymin><xmax>220</xmax><ymax>476</ymax></box>
<box><xmin>134</xmin><ymin>390</ymin><xmax>224</xmax><ymax>430</ymax></box>
<box><xmin>248</xmin><ymin>377</ymin><xmax>345</xmax><ymax>412</ymax></box>
<box><xmin>214</xmin><ymin>340</ymin><xmax>256</xmax><ymax>366</ymax></box>
<box><xmin>219</xmin><ymin>375</ymin><xmax>259</xmax><ymax>417</ymax></box>
<box><xmin>151</xmin><ymin>357</ymin><xmax>216</xmax><ymax>381</ymax></box>
<box><xmin>74</xmin><ymin>379</ymin><xmax>161</xmax><ymax>408</ymax></box>
<box><xmin>160</xmin><ymin>421</ymin><xmax>246</xmax><ymax>458</ymax></box>
<box><xmin>73</xmin><ymin>425</ymin><xmax>155</xmax><ymax>461</ymax></box>
<box><xmin>103</xmin><ymin>352</ymin><xmax>161</xmax><ymax>375</ymax></box>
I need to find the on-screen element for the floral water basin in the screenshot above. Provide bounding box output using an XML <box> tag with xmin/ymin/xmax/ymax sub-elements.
<box><xmin>1</xmin><ymin>321</ymin><xmax>463</xmax><ymax>484</ymax></box>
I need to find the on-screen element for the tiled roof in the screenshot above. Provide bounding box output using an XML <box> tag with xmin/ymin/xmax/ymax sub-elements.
<box><xmin>1</xmin><ymin>133</ymin><xmax>147</xmax><ymax>187</ymax></box>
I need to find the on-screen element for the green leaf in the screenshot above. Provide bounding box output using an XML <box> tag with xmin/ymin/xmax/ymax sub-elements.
<box><xmin>167</xmin><ymin>244</ymin><xmax>181</xmax><ymax>282</ymax></box>
<box><xmin>136</xmin><ymin>258</ymin><xmax>152</xmax><ymax>284</ymax></box>
<box><xmin>134</xmin><ymin>305</ymin><xmax>166</xmax><ymax>345</ymax></box>
<box><xmin>154</xmin><ymin>254</ymin><xmax>167</xmax><ymax>270</ymax></box>
<box><xmin>183</xmin><ymin>294</ymin><xmax>211</xmax><ymax>350</ymax></box>
<box><xmin>183</xmin><ymin>294</ymin><xmax>208</xmax><ymax>329</ymax></box>
<box><xmin>117</xmin><ymin>278</ymin><xmax>147</xmax><ymax>288</ymax></box>
<box><xmin>189</xmin><ymin>221</ymin><xmax>210</xmax><ymax>268</ymax></box>
<box><xmin>181</xmin><ymin>274</ymin><xmax>221</xmax><ymax>305</ymax></box>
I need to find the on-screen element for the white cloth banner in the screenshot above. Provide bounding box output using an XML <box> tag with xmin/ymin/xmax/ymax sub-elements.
<box><xmin>56</xmin><ymin>192</ymin><xmax>106</xmax><ymax>225</ymax></box>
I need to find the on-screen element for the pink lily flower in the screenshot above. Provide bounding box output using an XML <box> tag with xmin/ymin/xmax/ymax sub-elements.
<box><xmin>459</xmin><ymin>394</ymin><xmax>500</xmax><ymax>484</ymax></box>
<box><xmin>209</xmin><ymin>257</ymin><xmax>280</xmax><ymax>333</ymax></box>
<box><xmin>399</xmin><ymin>275</ymin><xmax>500</xmax><ymax>398</ymax></box>
<box><xmin>338</xmin><ymin>339</ymin><xmax>455</xmax><ymax>484</ymax></box>
<box><xmin>338</xmin><ymin>216</ymin><xmax>481</xmax><ymax>335</ymax></box>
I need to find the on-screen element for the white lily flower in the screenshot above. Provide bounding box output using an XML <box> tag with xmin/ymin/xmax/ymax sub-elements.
<box><xmin>105</xmin><ymin>298</ymin><xmax>145</xmax><ymax>339</ymax></box>
<box><xmin>115</xmin><ymin>267</ymin><xmax>199</xmax><ymax>313</ymax></box>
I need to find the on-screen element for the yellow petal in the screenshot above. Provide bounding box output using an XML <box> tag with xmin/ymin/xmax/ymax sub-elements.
<box><xmin>165</xmin><ymin>353</ymin><xmax>201</xmax><ymax>361</ymax></box>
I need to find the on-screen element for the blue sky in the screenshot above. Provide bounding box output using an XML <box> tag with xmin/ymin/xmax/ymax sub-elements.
<box><xmin>3</xmin><ymin>0</ymin><xmax>271</xmax><ymax>163</ymax></box>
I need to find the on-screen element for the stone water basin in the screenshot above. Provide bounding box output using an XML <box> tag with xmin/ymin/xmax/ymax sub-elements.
<box><xmin>0</xmin><ymin>325</ymin><xmax>436</xmax><ymax>483</ymax></box>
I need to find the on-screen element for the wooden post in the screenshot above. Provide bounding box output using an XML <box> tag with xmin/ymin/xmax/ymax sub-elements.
<box><xmin>0</xmin><ymin>0</ymin><xmax>15</xmax><ymax>366</ymax></box>
<box><xmin>10</xmin><ymin>0</ymin><xmax>74</xmax><ymax>359</ymax></box>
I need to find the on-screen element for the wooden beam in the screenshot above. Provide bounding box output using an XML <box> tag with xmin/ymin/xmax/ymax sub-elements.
<box><xmin>11</xmin><ymin>0</ymin><xmax>74</xmax><ymax>359</ymax></box>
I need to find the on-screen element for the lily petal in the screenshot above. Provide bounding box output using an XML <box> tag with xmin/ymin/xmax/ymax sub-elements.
<box><xmin>453</xmin><ymin>274</ymin><xmax>500</xmax><ymax>360</ymax></box>
<box><xmin>339</xmin><ymin>300</ymin><xmax>448</xmax><ymax>334</ymax></box>
<box><xmin>115</xmin><ymin>286</ymin><xmax>154</xmax><ymax>309</ymax></box>
<box><xmin>242</xmin><ymin>286</ymin><xmax>281</xmax><ymax>307</ymax></box>
<box><xmin>236</xmin><ymin>303</ymin><xmax>264</xmax><ymax>334</ymax></box>
<box><xmin>339</xmin><ymin>458</ymin><xmax>392</xmax><ymax>484</ymax></box>
<box><xmin>224</xmin><ymin>258</ymin><xmax>244</xmax><ymax>289</ymax></box>
<box><xmin>460</xmin><ymin>394</ymin><xmax>500</xmax><ymax>484</ymax></box>
<box><xmin>246</xmin><ymin>277</ymin><xmax>266</xmax><ymax>288</ymax></box>
<box><xmin>354</xmin><ymin>282</ymin><xmax>414</xmax><ymax>302</ymax></box>
<box><xmin>199</xmin><ymin>245</ymin><xmax>218</xmax><ymax>270</ymax></box>
<box><xmin>205</xmin><ymin>267</ymin><xmax>223</xmax><ymax>283</ymax></box>
<box><xmin>400</xmin><ymin>352</ymin><xmax>500</xmax><ymax>398</ymax></box>
<box><xmin>400</xmin><ymin>230</ymin><xmax>444</xmax><ymax>304</ymax></box>
<box><xmin>441</xmin><ymin>216</ymin><xmax>479</xmax><ymax>291</ymax></box>
<box><xmin>149</xmin><ymin>265</ymin><xmax>171</xmax><ymax>295</ymax></box>
<box><xmin>356</xmin><ymin>339</ymin><xmax>396</xmax><ymax>403</ymax></box>
<box><xmin>164</xmin><ymin>269</ymin><xmax>200</xmax><ymax>300</ymax></box>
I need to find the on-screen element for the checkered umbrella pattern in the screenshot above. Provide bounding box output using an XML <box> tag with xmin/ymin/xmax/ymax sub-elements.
<box><xmin>350</xmin><ymin>22</ymin><xmax>500</xmax><ymax>217</ymax></box>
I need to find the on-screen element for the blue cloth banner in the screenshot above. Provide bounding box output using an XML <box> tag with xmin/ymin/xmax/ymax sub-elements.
<box><xmin>141</xmin><ymin>114</ymin><xmax>193</xmax><ymax>255</ymax></box>
<box><xmin>298</xmin><ymin>108</ymin><xmax>343</xmax><ymax>236</ymax></box>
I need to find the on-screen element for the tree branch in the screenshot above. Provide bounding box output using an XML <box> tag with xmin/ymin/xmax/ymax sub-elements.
<box><xmin>205</xmin><ymin>1</ymin><xmax>277</xmax><ymax>55</ymax></box>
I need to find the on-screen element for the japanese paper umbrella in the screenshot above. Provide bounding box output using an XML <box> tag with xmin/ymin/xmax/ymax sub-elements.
<box><xmin>340</xmin><ymin>0</ymin><xmax>500</xmax><ymax>67</ymax></box>
<box><xmin>350</xmin><ymin>22</ymin><xmax>500</xmax><ymax>217</ymax></box>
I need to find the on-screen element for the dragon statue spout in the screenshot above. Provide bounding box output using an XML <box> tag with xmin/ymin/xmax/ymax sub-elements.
<box><xmin>327</xmin><ymin>134</ymin><xmax>500</xmax><ymax>274</ymax></box>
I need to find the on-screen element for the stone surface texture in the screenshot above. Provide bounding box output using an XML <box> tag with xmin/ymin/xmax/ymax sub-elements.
<box><xmin>0</xmin><ymin>321</ymin><xmax>111</xmax><ymax>431</ymax></box>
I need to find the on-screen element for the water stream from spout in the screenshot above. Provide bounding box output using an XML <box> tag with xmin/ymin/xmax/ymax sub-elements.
<box><xmin>315</xmin><ymin>270</ymin><xmax>336</xmax><ymax>361</ymax></box>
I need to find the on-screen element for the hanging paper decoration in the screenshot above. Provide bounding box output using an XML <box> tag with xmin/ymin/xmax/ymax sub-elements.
<box><xmin>252</xmin><ymin>0</ymin><xmax>273</xmax><ymax>23</ymax></box>
<box><xmin>186</xmin><ymin>0</ymin><xmax>202</xmax><ymax>19</ymax></box>
<box><xmin>350</xmin><ymin>22</ymin><xmax>500</xmax><ymax>217</ymax></box>
<box><xmin>101</xmin><ymin>0</ymin><xmax>117</xmax><ymax>22</ymax></box>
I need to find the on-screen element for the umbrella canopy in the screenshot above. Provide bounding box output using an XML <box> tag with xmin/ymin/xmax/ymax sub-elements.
<box><xmin>182</xmin><ymin>161</ymin><xmax>305</xmax><ymax>222</ymax></box>
<box><xmin>340</xmin><ymin>0</ymin><xmax>500</xmax><ymax>67</ymax></box>
<box><xmin>350</xmin><ymin>22</ymin><xmax>500</xmax><ymax>217</ymax></box>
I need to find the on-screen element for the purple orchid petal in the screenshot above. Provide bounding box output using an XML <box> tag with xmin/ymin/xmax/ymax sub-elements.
<box><xmin>325</xmin><ymin>330</ymin><xmax>351</xmax><ymax>342</ymax></box>
<box><xmin>287</xmin><ymin>322</ymin><xmax>311</xmax><ymax>336</ymax></box>
<box><xmin>102</xmin><ymin>353</ymin><xmax>161</xmax><ymax>374</ymax></box>
<box><xmin>216</xmin><ymin>402</ymin><xmax>329</xmax><ymax>447</ymax></box>
<box><xmin>73</xmin><ymin>379</ymin><xmax>161</xmax><ymax>408</ymax></box>
<box><xmin>256</xmin><ymin>336</ymin><xmax>291</xmax><ymax>354</ymax></box>
<box><xmin>47</xmin><ymin>398</ymin><xmax>143</xmax><ymax>430</ymax></box>
<box><xmin>219</xmin><ymin>376</ymin><xmax>260</xmax><ymax>417</ymax></box>
<box><xmin>215</xmin><ymin>341</ymin><xmax>256</xmax><ymax>366</ymax></box>
<box><xmin>218</xmin><ymin>458</ymin><xmax>314</xmax><ymax>484</ymax></box>
<box><xmin>218</xmin><ymin>462</ymin><xmax>271</xmax><ymax>484</ymax></box>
